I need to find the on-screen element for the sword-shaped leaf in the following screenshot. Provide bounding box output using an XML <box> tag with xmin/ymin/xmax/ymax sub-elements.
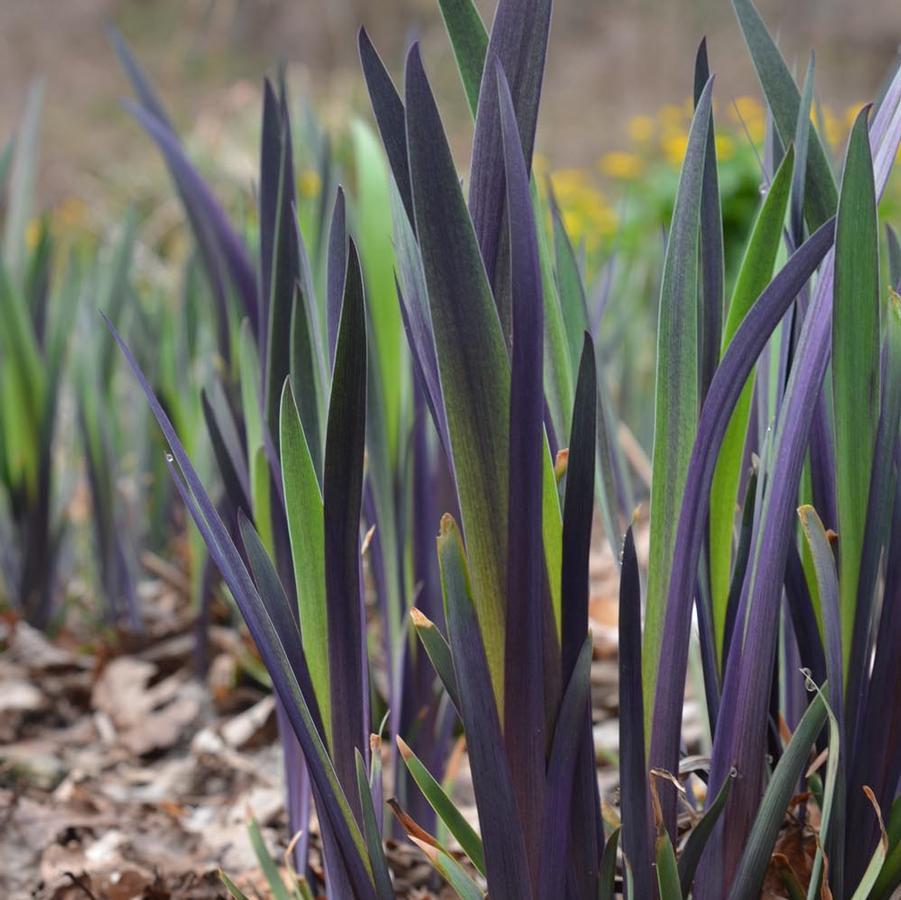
<box><xmin>438</xmin><ymin>515</ymin><xmax>531</xmax><ymax>900</ymax></box>
<box><xmin>832</xmin><ymin>106</ymin><xmax>880</xmax><ymax>671</ymax></box>
<box><xmin>436</xmin><ymin>0</ymin><xmax>488</xmax><ymax>117</ymax></box>
<box><xmin>397</xmin><ymin>736</ymin><xmax>486</xmax><ymax>876</ymax></box>
<box><xmin>323</xmin><ymin>239</ymin><xmax>369</xmax><ymax>814</ymax></box>
<box><xmin>498</xmin><ymin>65</ymin><xmax>545</xmax><ymax>881</ymax></box>
<box><xmin>731</xmin><ymin>0</ymin><xmax>837</xmax><ymax>230</ymax></box>
<box><xmin>709</xmin><ymin>145</ymin><xmax>794</xmax><ymax>661</ymax></box>
<box><xmin>280</xmin><ymin>382</ymin><xmax>330</xmax><ymax>746</ymax></box>
<box><xmin>727</xmin><ymin>693</ymin><xmax>827</xmax><ymax>900</ymax></box>
<box><xmin>643</xmin><ymin>77</ymin><xmax>713</xmax><ymax>729</ymax></box>
<box><xmin>468</xmin><ymin>0</ymin><xmax>552</xmax><ymax>326</ymax></box>
<box><xmin>405</xmin><ymin>44</ymin><xmax>510</xmax><ymax>702</ymax></box>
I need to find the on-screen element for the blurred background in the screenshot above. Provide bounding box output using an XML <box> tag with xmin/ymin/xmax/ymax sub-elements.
<box><xmin>2</xmin><ymin>0</ymin><xmax>900</xmax><ymax>210</ymax></box>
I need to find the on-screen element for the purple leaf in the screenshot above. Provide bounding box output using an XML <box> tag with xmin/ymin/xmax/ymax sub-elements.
<box><xmin>358</xmin><ymin>27</ymin><xmax>414</xmax><ymax>226</ymax></box>
<box><xmin>619</xmin><ymin>526</ymin><xmax>653</xmax><ymax>897</ymax></box>
<box><xmin>122</xmin><ymin>101</ymin><xmax>258</xmax><ymax>346</ymax></box>
<box><xmin>326</xmin><ymin>186</ymin><xmax>347</xmax><ymax>370</ymax></box>
<box><xmin>539</xmin><ymin>635</ymin><xmax>593</xmax><ymax>895</ymax></box>
<box><xmin>323</xmin><ymin>238</ymin><xmax>369</xmax><ymax>818</ymax></box>
<box><xmin>438</xmin><ymin>515</ymin><xmax>532</xmax><ymax>900</ymax></box>
<box><xmin>468</xmin><ymin>0</ymin><xmax>552</xmax><ymax>329</ymax></box>
<box><xmin>497</xmin><ymin>64</ymin><xmax>545</xmax><ymax>885</ymax></box>
<box><xmin>648</xmin><ymin>218</ymin><xmax>836</xmax><ymax>838</ymax></box>
<box><xmin>694</xmin><ymin>38</ymin><xmax>725</xmax><ymax>403</ymax></box>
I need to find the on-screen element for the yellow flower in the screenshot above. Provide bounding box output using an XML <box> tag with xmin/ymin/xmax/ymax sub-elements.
<box><xmin>714</xmin><ymin>134</ymin><xmax>735</xmax><ymax>161</ymax></box>
<box><xmin>25</xmin><ymin>218</ymin><xmax>42</xmax><ymax>250</ymax></box>
<box><xmin>662</xmin><ymin>132</ymin><xmax>689</xmax><ymax>166</ymax></box>
<box><xmin>820</xmin><ymin>105</ymin><xmax>842</xmax><ymax>147</ymax></box>
<box><xmin>532</xmin><ymin>152</ymin><xmax>550</xmax><ymax>176</ymax></box>
<box><xmin>659</xmin><ymin>103</ymin><xmax>688</xmax><ymax>128</ymax></box>
<box><xmin>549</xmin><ymin>168</ymin><xmax>591</xmax><ymax>201</ymax></box>
<box><xmin>627</xmin><ymin>115</ymin><xmax>655</xmax><ymax>143</ymax></box>
<box><xmin>297</xmin><ymin>169</ymin><xmax>322</xmax><ymax>198</ymax></box>
<box><xmin>598</xmin><ymin>151</ymin><xmax>645</xmax><ymax>180</ymax></box>
<box><xmin>562</xmin><ymin>208</ymin><xmax>586</xmax><ymax>239</ymax></box>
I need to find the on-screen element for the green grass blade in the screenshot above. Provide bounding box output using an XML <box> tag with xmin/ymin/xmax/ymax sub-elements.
<box><xmin>409</xmin><ymin>608</ymin><xmax>462</xmax><ymax>713</ymax></box>
<box><xmin>354</xmin><ymin>750</ymin><xmax>394</xmax><ymax>900</ymax></box>
<box><xmin>643</xmin><ymin>78</ymin><xmax>713</xmax><ymax>731</ymax></box>
<box><xmin>405</xmin><ymin>46</ymin><xmax>511</xmax><ymax>703</ymax></box>
<box><xmin>352</xmin><ymin>119</ymin><xmax>405</xmax><ymax>463</ymax></box>
<box><xmin>219</xmin><ymin>871</ymin><xmax>251</xmax><ymax>900</ymax></box>
<box><xmin>832</xmin><ymin>107</ymin><xmax>880</xmax><ymax>674</ymax></box>
<box><xmin>678</xmin><ymin>770</ymin><xmax>736</xmax><ymax>893</ymax></box>
<box><xmin>410</xmin><ymin>837</ymin><xmax>485</xmax><ymax>900</ymax></box>
<box><xmin>3</xmin><ymin>80</ymin><xmax>44</xmax><ymax>286</ymax></box>
<box><xmin>727</xmin><ymin>692</ymin><xmax>828</xmax><ymax>900</ymax></box>
<box><xmin>247</xmin><ymin>815</ymin><xmax>292</xmax><ymax>900</ymax></box>
<box><xmin>655</xmin><ymin>832</ymin><xmax>683</xmax><ymax>900</ymax></box>
<box><xmin>850</xmin><ymin>788</ymin><xmax>889</xmax><ymax>900</ymax></box>
<box><xmin>597</xmin><ymin>827</ymin><xmax>620</xmax><ymax>900</ymax></box>
<box><xmin>709</xmin><ymin>145</ymin><xmax>794</xmax><ymax>663</ymax></box>
<box><xmin>531</xmin><ymin>179</ymin><xmax>574</xmax><ymax>444</ymax></box>
<box><xmin>436</xmin><ymin>0</ymin><xmax>488</xmax><ymax>118</ymax></box>
<box><xmin>397</xmin><ymin>736</ymin><xmax>486</xmax><ymax>876</ymax></box>
<box><xmin>731</xmin><ymin>0</ymin><xmax>837</xmax><ymax>229</ymax></box>
<box><xmin>279</xmin><ymin>381</ymin><xmax>330</xmax><ymax>746</ymax></box>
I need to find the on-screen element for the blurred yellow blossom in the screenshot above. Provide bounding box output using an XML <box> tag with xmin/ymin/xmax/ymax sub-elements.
<box><xmin>297</xmin><ymin>169</ymin><xmax>321</xmax><ymax>198</ymax></box>
<box><xmin>715</xmin><ymin>134</ymin><xmax>735</xmax><ymax>161</ymax></box>
<box><xmin>659</xmin><ymin>103</ymin><xmax>689</xmax><ymax>129</ymax></box>
<box><xmin>627</xmin><ymin>115</ymin><xmax>655</xmax><ymax>142</ymax></box>
<box><xmin>25</xmin><ymin>218</ymin><xmax>42</xmax><ymax>250</ymax></box>
<box><xmin>599</xmin><ymin>151</ymin><xmax>645</xmax><ymax>180</ymax></box>
<box><xmin>820</xmin><ymin>105</ymin><xmax>842</xmax><ymax>147</ymax></box>
<box><xmin>662</xmin><ymin>132</ymin><xmax>689</xmax><ymax>166</ymax></box>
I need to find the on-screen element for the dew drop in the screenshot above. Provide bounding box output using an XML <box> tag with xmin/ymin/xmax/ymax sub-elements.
<box><xmin>165</xmin><ymin>453</ymin><xmax>174</xmax><ymax>463</ymax></box>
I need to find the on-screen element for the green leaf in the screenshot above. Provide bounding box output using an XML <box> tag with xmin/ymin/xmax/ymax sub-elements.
<box><xmin>409</xmin><ymin>608</ymin><xmax>461</xmax><ymax>713</ymax></box>
<box><xmin>247</xmin><ymin>815</ymin><xmax>292</xmax><ymax>900</ymax></box>
<box><xmin>678</xmin><ymin>769</ymin><xmax>736</xmax><ymax>893</ymax></box>
<box><xmin>655</xmin><ymin>831</ymin><xmax>683</xmax><ymax>900</ymax></box>
<box><xmin>850</xmin><ymin>788</ymin><xmax>889</xmax><ymax>900</ymax></box>
<box><xmin>731</xmin><ymin>0</ymin><xmax>837</xmax><ymax>230</ymax></box>
<box><xmin>597</xmin><ymin>827</ymin><xmax>620</xmax><ymax>900</ymax></box>
<box><xmin>531</xmin><ymin>179</ymin><xmax>574</xmax><ymax>444</ymax></box>
<box><xmin>3</xmin><ymin>81</ymin><xmax>44</xmax><ymax>287</ymax></box>
<box><xmin>354</xmin><ymin>750</ymin><xmax>394</xmax><ymax>900</ymax></box>
<box><xmin>832</xmin><ymin>107</ymin><xmax>880</xmax><ymax>673</ymax></box>
<box><xmin>219</xmin><ymin>870</ymin><xmax>251</xmax><ymax>900</ymax></box>
<box><xmin>406</xmin><ymin>47</ymin><xmax>511</xmax><ymax>704</ymax></box>
<box><xmin>551</xmin><ymin>205</ymin><xmax>589</xmax><ymax>371</ymax></box>
<box><xmin>727</xmin><ymin>692</ymin><xmax>828</xmax><ymax>900</ymax></box>
<box><xmin>397</xmin><ymin>736</ymin><xmax>486</xmax><ymax>875</ymax></box>
<box><xmin>279</xmin><ymin>381</ymin><xmax>330</xmax><ymax>745</ymax></box>
<box><xmin>352</xmin><ymin>119</ymin><xmax>405</xmax><ymax>463</ymax></box>
<box><xmin>436</xmin><ymin>0</ymin><xmax>488</xmax><ymax>118</ymax></box>
<box><xmin>410</xmin><ymin>836</ymin><xmax>485</xmax><ymax>900</ymax></box>
<box><xmin>709</xmin><ymin>145</ymin><xmax>794</xmax><ymax>664</ymax></box>
<box><xmin>643</xmin><ymin>78</ymin><xmax>713</xmax><ymax>732</ymax></box>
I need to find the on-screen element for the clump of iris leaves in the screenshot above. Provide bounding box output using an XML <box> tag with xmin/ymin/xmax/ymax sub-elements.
<box><xmin>5</xmin><ymin>0</ymin><xmax>901</xmax><ymax>894</ymax></box>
